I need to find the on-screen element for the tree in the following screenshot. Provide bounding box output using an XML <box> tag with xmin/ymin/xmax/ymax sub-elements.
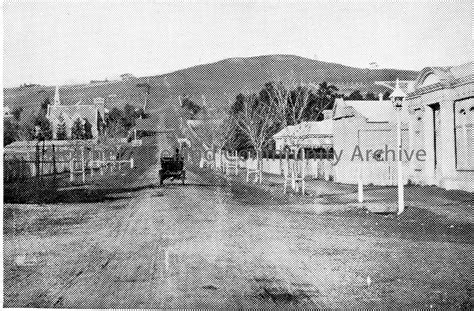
<box><xmin>4</xmin><ymin>119</ymin><xmax>18</xmax><ymax>146</ymax></box>
<box><xmin>181</xmin><ymin>97</ymin><xmax>202</xmax><ymax>119</ymax></box>
<box><xmin>365</xmin><ymin>92</ymin><xmax>377</xmax><ymax>100</ymax></box>
<box><xmin>12</xmin><ymin>107</ymin><xmax>23</xmax><ymax>121</ymax></box>
<box><xmin>383</xmin><ymin>90</ymin><xmax>391</xmax><ymax>100</ymax></box>
<box><xmin>104</xmin><ymin>107</ymin><xmax>125</xmax><ymax>138</ymax></box>
<box><xmin>17</xmin><ymin>109</ymin><xmax>37</xmax><ymax>141</ymax></box>
<box><xmin>136</xmin><ymin>80</ymin><xmax>151</xmax><ymax>110</ymax></box>
<box><xmin>56</xmin><ymin>121</ymin><xmax>67</xmax><ymax>140</ymax></box>
<box><xmin>195</xmin><ymin>107</ymin><xmax>232</xmax><ymax>152</ymax></box>
<box><xmin>310</xmin><ymin>82</ymin><xmax>339</xmax><ymax>121</ymax></box>
<box><xmin>230</xmin><ymin>92</ymin><xmax>284</xmax><ymax>152</ymax></box>
<box><xmin>134</xmin><ymin>107</ymin><xmax>147</xmax><ymax>119</ymax></box>
<box><xmin>106</xmin><ymin>107</ymin><xmax>124</xmax><ymax>125</ymax></box>
<box><xmin>97</xmin><ymin>111</ymin><xmax>104</xmax><ymax>136</ymax></box>
<box><xmin>71</xmin><ymin>118</ymin><xmax>85</xmax><ymax>140</ymax></box>
<box><xmin>34</xmin><ymin>112</ymin><xmax>52</xmax><ymax>140</ymax></box>
<box><xmin>122</xmin><ymin>104</ymin><xmax>136</xmax><ymax>130</ymax></box>
<box><xmin>347</xmin><ymin>90</ymin><xmax>364</xmax><ymax>100</ymax></box>
<box><xmin>40</xmin><ymin>97</ymin><xmax>50</xmax><ymax>112</ymax></box>
<box><xmin>259</xmin><ymin>81</ymin><xmax>291</xmax><ymax>127</ymax></box>
<box><xmin>226</xmin><ymin>80</ymin><xmax>340</xmax><ymax>152</ymax></box>
<box><xmin>104</xmin><ymin>109</ymin><xmax>126</xmax><ymax>138</ymax></box>
<box><xmin>83</xmin><ymin>118</ymin><xmax>93</xmax><ymax>139</ymax></box>
<box><xmin>285</xmin><ymin>84</ymin><xmax>314</xmax><ymax>125</ymax></box>
<box><xmin>214</xmin><ymin>117</ymin><xmax>233</xmax><ymax>151</ymax></box>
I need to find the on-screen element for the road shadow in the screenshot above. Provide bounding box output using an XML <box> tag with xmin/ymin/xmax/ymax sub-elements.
<box><xmin>4</xmin><ymin>183</ymin><xmax>160</xmax><ymax>204</ymax></box>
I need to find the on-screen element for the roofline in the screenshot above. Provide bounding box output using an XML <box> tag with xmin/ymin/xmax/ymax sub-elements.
<box><xmin>406</xmin><ymin>75</ymin><xmax>473</xmax><ymax>99</ymax></box>
<box><xmin>408</xmin><ymin>62</ymin><xmax>472</xmax><ymax>97</ymax></box>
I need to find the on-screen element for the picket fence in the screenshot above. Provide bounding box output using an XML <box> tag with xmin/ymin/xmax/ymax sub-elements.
<box><xmin>206</xmin><ymin>152</ymin><xmax>334</xmax><ymax>181</ymax></box>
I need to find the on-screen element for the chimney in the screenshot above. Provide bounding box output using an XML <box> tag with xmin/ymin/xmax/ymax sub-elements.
<box><xmin>378</xmin><ymin>93</ymin><xmax>383</xmax><ymax>101</ymax></box>
<box><xmin>323</xmin><ymin>109</ymin><xmax>334</xmax><ymax>120</ymax></box>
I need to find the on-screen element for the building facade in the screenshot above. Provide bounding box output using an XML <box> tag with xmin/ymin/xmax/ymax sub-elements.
<box><xmin>47</xmin><ymin>90</ymin><xmax>105</xmax><ymax>139</ymax></box>
<box><xmin>273</xmin><ymin>110</ymin><xmax>334</xmax><ymax>153</ymax></box>
<box><xmin>332</xmin><ymin>97</ymin><xmax>411</xmax><ymax>185</ymax></box>
<box><xmin>405</xmin><ymin>62</ymin><xmax>473</xmax><ymax>192</ymax></box>
<box><xmin>273</xmin><ymin>120</ymin><xmax>333</xmax><ymax>155</ymax></box>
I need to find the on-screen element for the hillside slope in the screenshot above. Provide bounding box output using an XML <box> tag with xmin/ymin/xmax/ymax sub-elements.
<box><xmin>4</xmin><ymin>55</ymin><xmax>418</xmax><ymax>112</ymax></box>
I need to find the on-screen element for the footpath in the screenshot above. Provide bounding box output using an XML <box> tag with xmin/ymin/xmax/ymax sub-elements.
<box><xmin>207</xmin><ymin>166</ymin><xmax>473</xmax><ymax>224</ymax></box>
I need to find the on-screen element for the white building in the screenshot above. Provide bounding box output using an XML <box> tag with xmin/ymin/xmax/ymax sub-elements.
<box><xmin>47</xmin><ymin>87</ymin><xmax>105</xmax><ymax>139</ymax></box>
<box><xmin>273</xmin><ymin>125</ymin><xmax>299</xmax><ymax>150</ymax></box>
<box><xmin>273</xmin><ymin>111</ymin><xmax>334</xmax><ymax>155</ymax></box>
<box><xmin>405</xmin><ymin>62</ymin><xmax>473</xmax><ymax>192</ymax></box>
<box><xmin>332</xmin><ymin>97</ymin><xmax>411</xmax><ymax>185</ymax></box>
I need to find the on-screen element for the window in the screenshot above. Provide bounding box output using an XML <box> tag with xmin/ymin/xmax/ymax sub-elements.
<box><xmin>455</xmin><ymin>98</ymin><xmax>474</xmax><ymax>170</ymax></box>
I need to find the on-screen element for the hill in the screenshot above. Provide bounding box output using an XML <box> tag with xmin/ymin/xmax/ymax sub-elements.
<box><xmin>3</xmin><ymin>55</ymin><xmax>418</xmax><ymax>112</ymax></box>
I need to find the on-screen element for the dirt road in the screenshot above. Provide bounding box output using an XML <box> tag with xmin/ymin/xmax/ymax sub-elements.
<box><xmin>3</xmin><ymin>158</ymin><xmax>473</xmax><ymax>308</ymax></box>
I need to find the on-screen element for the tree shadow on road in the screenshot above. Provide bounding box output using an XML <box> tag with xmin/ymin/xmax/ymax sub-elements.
<box><xmin>4</xmin><ymin>183</ymin><xmax>161</xmax><ymax>204</ymax></box>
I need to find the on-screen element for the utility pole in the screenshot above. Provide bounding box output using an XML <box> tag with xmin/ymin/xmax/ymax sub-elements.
<box><xmin>137</xmin><ymin>78</ymin><xmax>151</xmax><ymax>110</ymax></box>
<box><xmin>390</xmin><ymin>79</ymin><xmax>407</xmax><ymax>215</ymax></box>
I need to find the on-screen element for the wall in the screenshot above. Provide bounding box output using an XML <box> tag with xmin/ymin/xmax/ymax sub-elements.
<box><xmin>332</xmin><ymin>115</ymin><xmax>412</xmax><ymax>186</ymax></box>
<box><xmin>212</xmin><ymin>152</ymin><xmax>334</xmax><ymax>180</ymax></box>
<box><xmin>406</xmin><ymin>81</ymin><xmax>473</xmax><ymax>192</ymax></box>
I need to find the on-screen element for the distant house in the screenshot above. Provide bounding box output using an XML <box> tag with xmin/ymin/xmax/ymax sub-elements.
<box><xmin>46</xmin><ymin>88</ymin><xmax>105</xmax><ymax>139</ymax></box>
<box><xmin>273</xmin><ymin>125</ymin><xmax>298</xmax><ymax>150</ymax></box>
<box><xmin>273</xmin><ymin>117</ymin><xmax>333</xmax><ymax>156</ymax></box>
<box><xmin>405</xmin><ymin>62</ymin><xmax>473</xmax><ymax>191</ymax></box>
<box><xmin>4</xmin><ymin>106</ymin><xmax>13</xmax><ymax>119</ymax></box>
<box><xmin>332</xmin><ymin>97</ymin><xmax>411</xmax><ymax>185</ymax></box>
<box><xmin>90</xmin><ymin>79</ymin><xmax>109</xmax><ymax>84</ymax></box>
<box><xmin>120</xmin><ymin>73</ymin><xmax>136</xmax><ymax>81</ymax></box>
<box><xmin>93</xmin><ymin>97</ymin><xmax>105</xmax><ymax>105</ymax></box>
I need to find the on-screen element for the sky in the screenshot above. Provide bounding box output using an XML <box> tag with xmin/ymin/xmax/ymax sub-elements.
<box><xmin>2</xmin><ymin>0</ymin><xmax>473</xmax><ymax>87</ymax></box>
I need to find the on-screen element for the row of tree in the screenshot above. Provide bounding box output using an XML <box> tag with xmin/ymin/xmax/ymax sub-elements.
<box><xmin>4</xmin><ymin>107</ymin><xmax>52</xmax><ymax>145</ymax></box>
<box><xmin>193</xmin><ymin>81</ymin><xmax>341</xmax><ymax>153</ymax></box>
<box><xmin>103</xmin><ymin>104</ymin><xmax>147</xmax><ymax>138</ymax></box>
<box><xmin>229</xmin><ymin>81</ymin><xmax>340</xmax><ymax>151</ymax></box>
<box><xmin>4</xmin><ymin>102</ymin><xmax>147</xmax><ymax>146</ymax></box>
<box><xmin>345</xmin><ymin>90</ymin><xmax>391</xmax><ymax>101</ymax></box>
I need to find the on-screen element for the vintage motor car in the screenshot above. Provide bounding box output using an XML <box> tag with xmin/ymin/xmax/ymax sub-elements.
<box><xmin>159</xmin><ymin>149</ymin><xmax>185</xmax><ymax>185</ymax></box>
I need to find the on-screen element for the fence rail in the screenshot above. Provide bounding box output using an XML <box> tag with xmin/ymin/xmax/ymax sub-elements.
<box><xmin>4</xmin><ymin>141</ymin><xmax>135</xmax><ymax>184</ymax></box>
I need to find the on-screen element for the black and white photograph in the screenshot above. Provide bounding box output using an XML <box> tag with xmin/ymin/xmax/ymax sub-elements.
<box><xmin>2</xmin><ymin>0</ymin><xmax>473</xmax><ymax>309</ymax></box>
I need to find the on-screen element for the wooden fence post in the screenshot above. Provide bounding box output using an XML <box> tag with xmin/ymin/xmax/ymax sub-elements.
<box><xmin>29</xmin><ymin>147</ymin><xmax>35</xmax><ymax>177</ymax></box>
<box><xmin>81</xmin><ymin>146</ymin><xmax>85</xmax><ymax>183</ymax></box>
<box><xmin>100</xmin><ymin>150</ymin><xmax>104</xmax><ymax>175</ymax></box>
<box><xmin>41</xmin><ymin>140</ymin><xmax>45</xmax><ymax>180</ymax></box>
<box><xmin>108</xmin><ymin>150</ymin><xmax>113</xmax><ymax>173</ymax></box>
<box><xmin>35</xmin><ymin>144</ymin><xmax>40</xmax><ymax>178</ymax></box>
<box><xmin>52</xmin><ymin>144</ymin><xmax>57</xmax><ymax>184</ymax></box>
<box><xmin>90</xmin><ymin>146</ymin><xmax>94</xmax><ymax>177</ymax></box>
<box><xmin>118</xmin><ymin>146</ymin><xmax>121</xmax><ymax>171</ymax></box>
<box><xmin>234</xmin><ymin>151</ymin><xmax>238</xmax><ymax>176</ymax></box>
<box><xmin>358</xmin><ymin>163</ymin><xmax>364</xmax><ymax>203</ymax></box>
<box><xmin>69</xmin><ymin>150</ymin><xmax>74</xmax><ymax>182</ymax></box>
<box><xmin>21</xmin><ymin>157</ymin><xmax>26</xmax><ymax>181</ymax></box>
